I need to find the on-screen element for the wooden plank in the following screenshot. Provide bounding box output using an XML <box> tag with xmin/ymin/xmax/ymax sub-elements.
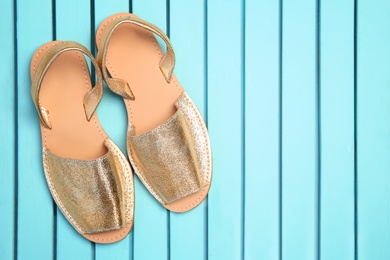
<box><xmin>357</xmin><ymin>0</ymin><xmax>390</xmax><ymax>259</ymax></box>
<box><xmin>55</xmin><ymin>1</ymin><xmax>94</xmax><ymax>258</ymax></box>
<box><xmin>16</xmin><ymin>0</ymin><xmax>54</xmax><ymax>258</ymax></box>
<box><xmin>131</xmin><ymin>1</ymin><xmax>169</xmax><ymax>259</ymax></box>
<box><xmin>207</xmin><ymin>0</ymin><xmax>244</xmax><ymax>259</ymax></box>
<box><xmin>94</xmin><ymin>1</ymin><xmax>133</xmax><ymax>259</ymax></box>
<box><xmin>169</xmin><ymin>0</ymin><xmax>207</xmax><ymax>259</ymax></box>
<box><xmin>244</xmin><ymin>0</ymin><xmax>280</xmax><ymax>259</ymax></box>
<box><xmin>282</xmin><ymin>0</ymin><xmax>318</xmax><ymax>259</ymax></box>
<box><xmin>95</xmin><ymin>0</ymin><xmax>130</xmax><ymax>155</ymax></box>
<box><xmin>320</xmin><ymin>0</ymin><xmax>355</xmax><ymax>259</ymax></box>
<box><xmin>0</xmin><ymin>0</ymin><xmax>15</xmax><ymax>259</ymax></box>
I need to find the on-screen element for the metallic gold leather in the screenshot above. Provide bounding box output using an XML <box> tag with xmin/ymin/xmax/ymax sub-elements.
<box><xmin>106</xmin><ymin>78</ymin><xmax>135</xmax><ymax>100</ymax></box>
<box><xmin>127</xmin><ymin>92</ymin><xmax>212</xmax><ymax>205</ymax></box>
<box><xmin>43</xmin><ymin>138</ymin><xmax>133</xmax><ymax>234</ymax></box>
<box><xmin>83</xmin><ymin>82</ymin><xmax>103</xmax><ymax>121</ymax></box>
<box><xmin>40</xmin><ymin>107</ymin><xmax>51</xmax><ymax>129</ymax></box>
<box><xmin>96</xmin><ymin>13</ymin><xmax>176</xmax><ymax>99</ymax></box>
<box><xmin>31</xmin><ymin>41</ymin><xmax>104</xmax><ymax>129</ymax></box>
<box><xmin>104</xmin><ymin>138</ymin><xmax>134</xmax><ymax>226</ymax></box>
<box><xmin>175</xmin><ymin>92</ymin><xmax>212</xmax><ymax>186</ymax></box>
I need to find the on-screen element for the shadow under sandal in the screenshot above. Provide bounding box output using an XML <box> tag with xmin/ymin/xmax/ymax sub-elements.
<box><xmin>96</xmin><ymin>13</ymin><xmax>212</xmax><ymax>213</ymax></box>
<box><xmin>30</xmin><ymin>40</ymin><xmax>134</xmax><ymax>243</ymax></box>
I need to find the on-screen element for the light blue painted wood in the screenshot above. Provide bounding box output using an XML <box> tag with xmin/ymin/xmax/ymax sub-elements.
<box><xmin>96</xmin><ymin>239</ymin><xmax>131</xmax><ymax>260</ymax></box>
<box><xmin>245</xmin><ymin>0</ymin><xmax>280</xmax><ymax>259</ymax></box>
<box><xmin>207</xmin><ymin>0</ymin><xmax>244</xmax><ymax>259</ymax></box>
<box><xmin>16</xmin><ymin>0</ymin><xmax>54</xmax><ymax>258</ymax></box>
<box><xmin>357</xmin><ymin>0</ymin><xmax>390</xmax><ymax>259</ymax></box>
<box><xmin>0</xmin><ymin>0</ymin><xmax>15</xmax><ymax>259</ymax></box>
<box><xmin>2</xmin><ymin>1</ymin><xmax>390</xmax><ymax>258</ymax></box>
<box><xmin>169</xmin><ymin>1</ymin><xmax>207</xmax><ymax>259</ymax></box>
<box><xmin>57</xmin><ymin>215</ymin><xmax>93</xmax><ymax>259</ymax></box>
<box><xmin>56</xmin><ymin>0</ymin><xmax>92</xmax><ymax>45</ymax></box>
<box><xmin>131</xmin><ymin>1</ymin><xmax>169</xmax><ymax>259</ymax></box>
<box><xmin>282</xmin><ymin>0</ymin><xmax>318</xmax><ymax>259</ymax></box>
<box><xmin>95</xmin><ymin>0</ymin><xmax>129</xmax><ymax>155</ymax></box>
<box><xmin>320</xmin><ymin>0</ymin><xmax>355</xmax><ymax>259</ymax></box>
<box><xmin>55</xmin><ymin>1</ymin><xmax>95</xmax><ymax>258</ymax></box>
<box><xmin>94</xmin><ymin>1</ymin><xmax>133</xmax><ymax>259</ymax></box>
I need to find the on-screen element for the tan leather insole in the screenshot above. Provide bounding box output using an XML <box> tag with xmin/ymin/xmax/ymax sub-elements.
<box><xmin>31</xmin><ymin>41</ymin><xmax>107</xmax><ymax>159</ymax></box>
<box><xmin>30</xmin><ymin>41</ymin><xmax>131</xmax><ymax>242</ymax></box>
<box><xmin>97</xmin><ymin>20</ymin><xmax>183</xmax><ymax>135</ymax></box>
<box><xmin>96</xmin><ymin>14</ymin><xmax>210</xmax><ymax>212</ymax></box>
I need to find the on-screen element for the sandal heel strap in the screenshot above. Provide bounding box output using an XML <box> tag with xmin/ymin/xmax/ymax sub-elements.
<box><xmin>31</xmin><ymin>41</ymin><xmax>104</xmax><ymax>129</ymax></box>
<box><xmin>96</xmin><ymin>13</ymin><xmax>176</xmax><ymax>100</ymax></box>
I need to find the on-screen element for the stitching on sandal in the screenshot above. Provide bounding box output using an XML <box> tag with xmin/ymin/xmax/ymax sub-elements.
<box><xmin>128</xmin><ymin>94</ymin><xmax>211</xmax><ymax>209</ymax></box>
<box><xmin>99</xmin><ymin>16</ymin><xmax>211</xmax><ymax>210</ymax></box>
<box><xmin>37</xmin><ymin>44</ymin><xmax>133</xmax><ymax>240</ymax></box>
<box><xmin>76</xmin><ymin>51</ymin><xmax>105</xmax><ymax>139</ymax></box>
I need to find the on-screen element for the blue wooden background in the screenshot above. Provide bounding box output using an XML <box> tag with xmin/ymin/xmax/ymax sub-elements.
<box><xmin>0</xmin><ymin>0</ymin><xmax>389</xmax><ymax>259</ymax></box>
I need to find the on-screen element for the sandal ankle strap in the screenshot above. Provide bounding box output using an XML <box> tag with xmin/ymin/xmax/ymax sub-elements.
<box><xmin>31</xmin><ymin>41</ymin><xmax>104</xmax><ymax>129</ymax></box>
<box><xmin>96</xmin><ymin>14</ymin><xmax>176</xmax><ymax>100</ymax></box>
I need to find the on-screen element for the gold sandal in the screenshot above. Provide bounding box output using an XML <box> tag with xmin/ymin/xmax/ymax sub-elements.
<box><xmin>30</xmin><ymin>40</ymin><xmax>134</xmax><ymax>243</ymax></box>
<box><xmin>96</xmin><ymin>13</ymin><xmax>212</xmax><ymax>212</ymax></box>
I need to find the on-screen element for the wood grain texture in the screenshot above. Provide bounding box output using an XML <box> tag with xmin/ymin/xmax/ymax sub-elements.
<box><xmin>282</xmin><ymin>0</ymin><xmax>318</xmax><ymax>259</ymax></box>
<box><xmin>95</xmin><ymin>0</ymin><xmax>130</xmax><ymax>155</ymax></box>
<box><xmin>55</xmin><ymin>0</ymin><xmax>95</xmax><ymax>258</ymax></box>
<box><xmin>94</xmin><ymin>0</ymin><xmax>133</xmax><ymax>259</ymax></box>
<box><xmin>320</xmin><ymin>0</ymin><xmax>355</xmax><ymax>259</ymax></box>
<box><xmin>0</xmin><ymin>0</ymin><xmax>15</xmax><ymax>259</ymax></box>
<box><xmin>131</xmin><ymin>1</ymin><xmax>169</xmax><ymax>259</ymax></box>
<box><xmin>1</xmin><ymin>0</ymin><xmax>390</xmax><ymax>259</ymax></box>
<box><xmin>357</xmin><ymin>0</ymin><xmax>390</xmax><ymax>259</ymax></box>
<box><xmin>245</xmin><ymin>0</ymin><xmax>281</xmax><ymax>259</ymax></box>
<box><xmin>170</xmin><ymin>1</ymin><xmax>208</xmax><ymax>259</ymax></box>
<box><xmin>207</xmin><ymin>0</ymin><xmax>244</xmax><ymax>259</ymax></box>
<box><xmin>16</xmin><ymin>0</ymin><xmax>54</xmax><ymax>259</ymax></box>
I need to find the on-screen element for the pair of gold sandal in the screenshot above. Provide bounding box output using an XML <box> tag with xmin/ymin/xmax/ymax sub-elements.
<box><xmin>30</xmin><ymin>13</ymin><xmax>212</xmax><ymax>243</ymax></box>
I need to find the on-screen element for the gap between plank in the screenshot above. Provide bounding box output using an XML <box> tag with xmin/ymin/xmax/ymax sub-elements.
<box><xmin>13</xmin><ymin>0</ymin><xmax>19</xmax><ymax>259</ymax></box>
<box><xmin>52</xmin><ymin>1</ymin><xmax>57</xmax><ymax>259</ymax></box>
<box><xmin>353</xmin><ymin>0</ymin><xmax>358</xmax><ymax>259</ymax></box>
<box><xmin>316</xmin><ymin>0</ymin><xmax>322</xmax><ymax>259</ymax></box>
<box><xmin>278</xmin><ymin>0</ymin><xmax>283</xmax><ymax>259</ymax></box>
<box><xmin>204</xmin><ymin>0</ymin><xmax>209</xmax><ymax>259</ymax></box>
